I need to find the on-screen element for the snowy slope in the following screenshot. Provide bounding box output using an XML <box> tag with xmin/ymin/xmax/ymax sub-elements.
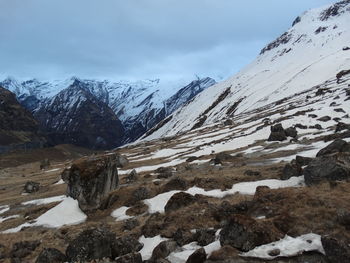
<box><xmin>144</xmin><ymin>1</ymin><xmax>350</xmax><ymax>140</ymax></box>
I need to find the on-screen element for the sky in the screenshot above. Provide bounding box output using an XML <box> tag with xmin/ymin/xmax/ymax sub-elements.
<box><xmin>0</xmin><ymin>0</ymin><xmax>336</xmax><ymax>82</ymax></box>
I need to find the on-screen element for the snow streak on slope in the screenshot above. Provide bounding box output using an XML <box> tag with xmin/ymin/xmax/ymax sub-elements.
<box><xmin>144</xmin><ymin>1</ymin><xmax>350</xmax><ymax>140</ymax></box>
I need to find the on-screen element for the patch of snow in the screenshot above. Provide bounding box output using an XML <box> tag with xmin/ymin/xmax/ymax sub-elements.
<box><xmin>111</xmin><ymin>206</ymin><xmax>132</xmax><ymax>221</ymax></box>
<box><xmin>0</xmin><ymin>205</ymin><xmax>9</xmax><ymax>215</ymax></box>
<box><xmin>139</xmin><ymin>235</ymin><xmax>168</xmax><ymax>261</ymax></box>
<box><xmin>22</xmin><ymin>195</ymin><xmax>66</xmax><ymax>206</ymax></box>
<box><xmin>54</xmin><ymin>179</ymin><xmax>65</xmax><ymax>185</ymax></box>
<box><xmin>0</xmin><ymin>214</ymin><xmax>19</xmax><ymax>223</ymax></box>
<box><xmin>45</xmin><ymin>168</ymin><xmax>60</xmax><ymax>173</ymax></box>
<box><xmin>241</xmin><ymin>233</ymin><xmax>325</xmax><ymax>260</ymax></box>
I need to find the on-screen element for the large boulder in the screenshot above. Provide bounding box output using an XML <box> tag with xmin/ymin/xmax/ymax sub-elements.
<box><xmin>150</xmin><ymin>240</ymin><xmax>177</xmax><ymax>261</ymax></box>
<box><xmin>65</xmin><ymin>227</ymin><xmax>116</xmax><ymax>262</ymax></box>
<box><xmin>164</xmin><ymin>192</ymin><xmax>196</xmax><ymax>213</ymax></box>
<box><xmin>316</xmin><ymin>139</ymin><xmax>350</xmax><ymax>157</ymax></box>
<box><xmin>267</xmin><ymin>124</ymin><xmax>287</xmax><ymax>142</ymax></box>
<box><xmin>219</xmin><ymin>215</ymin><xmax>282</xmax><ymax>252</ymax></box>
<box><xmin>186</xmin><ymin>248</ymin><xmax>206</xmax><ymax>263</ymax></box>
<box><xmin>322</xmin><ymin>237</ymin><xmax>350</xmax><ymax>262</ymax></box>
<box><xmin>304</xmin><ymin>153</ymin><xmax>350</xmax><ymax>185</ymax></box>
<box><xmin>62</xmin><ymin>155</ymin><xmax>119</xmax><ymax>212</ymax></box>
<box><xmin>35</xmin><ymin>248</ymin><xmax>66</xmax><ymax>263</ymax></box>
<box><xmin>113</xmin><ymin>235</ymin><xmax>143</xmax><ymax>258</ymax></box>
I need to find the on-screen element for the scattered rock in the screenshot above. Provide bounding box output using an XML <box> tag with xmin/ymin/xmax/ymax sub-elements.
<box><xmin>40</xmin><ymin>158</ymin><xmax>50</xmax><ymax>170</ymax></box>
<box><xmin>330</xmin><ymin>102</ymin><xmax>337</xmax><ymax>107</ymax></box>
<box><xmin>186</xmin><ymin>156</ymin><xmax>198</xmax><ymax>162</ymax></box>
<box><xmin>142</xmin><ymin>213</ymin><xmax>166</xmax><ymax>237</ymax></box>
<box><xmin>295</xmin><ymin>155</ymin><xmax>313</xmax><ymax>167</ymax></box>
<box><xmin>343</xmin><ymin>46</ymin><xmax>350</xmax><ymax>51</ymax></box>
<box><xmin>35</xmin><ymin>248</ymin><xmax>66</xmax><ymax>263</ymax></box>
<box><xmin>316</xmin><ymin>139</ymin><xmax>350</xmax><ymax>157</ymax></box>
<box><xmin>268</xmin><ymin>124</ymin><xmax>287</xmax><ymax>142</ymax></box>
<box><xmin>309</xmin><ymin>124</ymin><xmax>323</xmax><ymax>130</ymax></box>
<box><xmin>308</xmin><ymin>114</ymin><xmax>318</xmax><ymax>118</ymax></box>
<box><xmin>194</xmin><ymin>229</ymin><xmax>216</xmax><ymax>246</ymax></box>
<box><xmin>115</xmin><ymin>154</ymin><xmax>129</xmax><ymax>168</ymax></box>
<box><xmin>244</xmin><ymin>170</ymin><xmax>261</xmax><ymax>177</ymax></box>
<box><xmin>268</xmin><ymin>248</ymin><xmax>281</xmax><ymax>257</ymax></box>
<box><xmin>150</xmin><ymin>240</ymin><xmax>177</xmax><ymax>261</ymax></box>
<box><xmin>129</xmin><ymin>187</ymin><xmax>150</xmax><ymax>204</ymax></box>
<box><xmin>186</xmin><ymin>248</ymin><xmax>206</xmax><ymax>263</ymax></box>
<box><xmin>173</xmin><ymin>228</ymin><xmax>195</xmax><ymax>246</ymax></box>
<box><xmin>162</xmin><ymin>177</ymin><xmax>188</xmax><ymax>192</ymax></box>
<box><xmin>113</xmin><ymin>235</ymin><xmax>143</xmax><ymax>258</ymax></box>
<box><xmin>156</xmin><ymin>167</ymin><xmax>175</xmax><ymax>179</ymax></box>
<box><xmin>334</xmin><ymin>108</ymin><xmax>346</xmax><ymax>113</ymax></box>
<box><xmin>62</xmin><ymin>155</ymin><xmax>119</xmax><ymax>212</ymax></box>
<box><xmin>336</xmin><ymin>69</ymin><xmax>350</xmax><ymax>83</ymax></box>
<box><xmin>295</xmin><ymin>123</ymin><xmax>308</xmax><ymax>129</ymax></box>
<box><xmin>115</xmin><ymin>252</ymin><xmax>142</xmax><ymax>263</ymax></box>
<box><xmin>224</xmin><ymin>119</ymin><xmax>233</xmax><ymax>126</ymax></box>
<box><xmin>213</xmin><ymin>200</ymin><xmax>251</xmax><ymax>221</ymax></box>
<box><xmin>219</xmin><ymin>215</ymin><xmax>282</xmax><ymax>252</ymax></box>
<box><xmin>123</xmin><ymin>218</ymin><xmax>140</xmax><ymax>231</ymax></box>
<box><xmin>281</xmin><ymin>161</ymin><xmax>302</xmax><ymax>180</ymax></box>
<box><xmin>321</xmin><ymin>236</ymin><xmax>350</xmax><ymax>262</ymax></box>
<box><xmin>164</xmin><ymin>192</ymin><xmax>196</xmax><ymax>213</ymax></box>
<box><xmin>335</xmin><ymin>122</ymin><xmax>350</xmax><ymax>132</ymax></box>
<box><xmin>24</xmin><ymin>181</ymin><xmax>40</xmax><ymax>193</ymax></box>
<box><xmin>317</xmin><ymin>116</ymin><xmax>331</xmax><ymax>122</ymax></box>
<box><xmin>10</xmin><ymin>240</ymin><xmax>40</xmax><ymax>261</ymax></box>
<box><xmin>285</xmin><ymin>127</ymin><xmax>298</xmax><ymax>138</ymax></box>
<box><xmin>214</xmin><ymin>152</ymin><xmax>233</xmax><ymax>164</ymax></box>
<box><xmin>126</xmin><ymin>169</ymin><xmax>138</xmax><ymax>183</ymax></box>
<box><xmin>65</xmin><ymin>227</ymin><xmax>116</xmax><ymax>262</ymax></box>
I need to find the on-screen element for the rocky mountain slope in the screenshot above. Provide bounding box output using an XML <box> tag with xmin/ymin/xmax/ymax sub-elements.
<box><xmin>0</xmin><ymin>77</ymin><xmax>215</xmax><ymax>146</ymax></box>
<box><xmin>0</xmin><ymin>87</ymin><xmax>45</xmax><ymax>152</ymax></box>
<box><xmin>143</xmin><ymin>0</ymin><xmax>350</xmax><ymax>140</ymax></box>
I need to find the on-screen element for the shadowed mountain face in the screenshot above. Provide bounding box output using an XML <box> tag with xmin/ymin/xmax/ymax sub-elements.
<box><xmin>0</xmin><ymin>87</ymin><xmax>44</xmax><ymax>148</ymax></box>
<box><xmin>34</xmin><ymin>81</ymin><xmax>125</xmax><ymax>150</ymax></box>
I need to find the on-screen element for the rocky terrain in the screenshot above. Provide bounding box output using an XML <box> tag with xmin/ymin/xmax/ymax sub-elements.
<box><xmin>0</xmin><ymin>1</ymin><xmax>350</xmax><ymax>263</ymax></box>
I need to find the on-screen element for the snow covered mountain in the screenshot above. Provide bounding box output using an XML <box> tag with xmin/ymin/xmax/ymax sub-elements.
<box><xmin>0</xmin><ymin>76</ymin><xmax>215</xmax><ymax>146</ymax></box>
<box><xmin>143</xmin><ymin>0</ymin><xmax>350</xmax><ymax>140</ymax></box>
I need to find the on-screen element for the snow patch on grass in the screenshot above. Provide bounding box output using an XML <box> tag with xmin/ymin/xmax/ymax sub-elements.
<box><xmin>111</xmin><ymin>206</ymin><xmax>132</xmax><ymax>221</ymax></box>
<box><xmin>22</xmin><ymin>195</ymin><xmax>66</xmax><ymax>206</ymax></box>
<box><xmin>139</xmin><ymin>235</ymin><xmax>168</xmax><ymax>261</ymax></box>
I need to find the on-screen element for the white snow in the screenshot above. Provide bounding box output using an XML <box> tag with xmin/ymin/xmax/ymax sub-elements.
<box><xmin>0</xmin><ymin>205</ymin><xmax>9</xmax><ymax>215</ymax></box>
<box><xmin>144</xmin><ymin>176</ymin><xmax>305</xmax><ymax>213</ymax></box>
<box><xmin>3</xmin><ymin>197</ymin><xmax>86</xmax><ymax>233</ymax></box>
<box><xmin>0</xmin><ymin>214</ymin><xmax>19</xmax><ymax>223</ymax></box>
<box><xmin>22</xmin><ymin>195</ymin><xmax>66</xmax><ymax>206</ymax></box>
<box><xmin>111</xmin><ymin>206</ymin><xmax>132</xmax><ymax>221</ymax></box>
<box><xmin>54</xmin><ymin>179</ymin><xmax>65</xmax><ymax>185</ymax></box>
<box><xmin>139</xmin><ymin>235</ymin><xmax>168</xmax><ymax>261</ymax></box>
<box><xmin>241</xmin><ymin>233</ymin><xmax>325</xmax><ymax>260</ymax></box>
<box><xmin>45</xmin><ymin>168</ymin><xmax>60</xmax><ymax>173</ymax></box>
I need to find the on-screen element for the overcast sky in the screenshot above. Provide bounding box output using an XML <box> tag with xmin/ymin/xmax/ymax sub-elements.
<box><xmin>0</xmin><ymin>0</ymin><xmax>336</xmax><ymax>82</ymax></box>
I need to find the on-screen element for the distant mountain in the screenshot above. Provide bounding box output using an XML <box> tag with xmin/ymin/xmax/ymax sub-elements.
<box><xmin>0</xmin><ymin>76</ymin><xmax>215</xmax><ymax>148</ymax></box>
<box><xmin>0</xmin><ymin>86</ymin><xmax>45</xmax><ymax>152</ymax></box>
<box><xmin>142</xmin><ymin>0</ymin><xmax>350</xmax><ymax>140</ymax></box>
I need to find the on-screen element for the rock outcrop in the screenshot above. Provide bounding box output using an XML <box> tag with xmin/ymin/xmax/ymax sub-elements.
<box><xmin>62</xmin><ymin>154</ymin><xmax>119</xmax><ymax>212</ymax></box>
<box><xmin>35</xmin><ymin>248</ymin><xmax>66</xmax><ymax>263</ymax></box>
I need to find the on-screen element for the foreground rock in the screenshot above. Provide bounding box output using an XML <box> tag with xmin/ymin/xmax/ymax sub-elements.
<box><xmin>62</xmin><ymin>154</ymin><xmax>119</xmax><ymax>212</ymax></box>
<box><xmin>164</xmin><ymin>192</ymin><xmax>196</xmax><ymax>212</ymax></box>
<box><xmin>267</xmin><ymin>124</ymin><xmax>287</xmax><ymax>142</ymax></box>
<box><xmin>186</xmin><ymin>248</ymin><xmax>206</xmax><ymax>263</ymax></box>
<box><xmin>23</xmin><ymin>181</ymin><xmax>40</xmax><ymax>193</ymax></box>
<box><xmin>150</xmin><ymin>240</ymin><xmax>177</xmax><ymax>261</ymax></box>
<box><xmin>35</xmin><ymin>248</ymin><xmax>66</xmax><ymax>263</ymax></box>
<box><xmin>316</xmin><ymin>139</ymin><xmax>350</xmax><ymax>157</ymax></box>
<box><xmin>321</xmin><ymin>236</ymin><xmax>350</xmax><ymax>262</ymax></box>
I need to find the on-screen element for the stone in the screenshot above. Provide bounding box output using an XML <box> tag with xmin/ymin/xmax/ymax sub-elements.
<box><xmin>115</xmin><ymin>252</ymin><xmax>142</xmax><ymax>263</ymax></box>
<box><xmin>316</xmin><ymin>139</ymin><xmax>350</xmax><ymax>157</ymax></box>
<box><xmin>194</xmin><ymin>229</ymin><xmax>216</xmax><ymax>246</ymax></box>
<box><xmin>281</xmin><ymin>162</ymin><xmax>302</xmax><ymax>180</ymax></box>
<box><xmin>285</xmin><ymin>127</ymin><xmax>298</xmax><ymax>138</ymax></box>
<box><xmin>10</xmin><ymin>240</ymin><xmax>40</xmax><ymax>261</ymax></box>
<box><xmin>162</xmin><ymin>177</ymin><xmax>188</xmax><ymax>192</ymax></box>
<box><xmin>295</xmin><ymin>155</ymin><xmax>313</xmax><ymax>166</ymax></box>
<box><xmin>308</xmin><ymin>114</ymin><xmax>318</xmax><ymax>118</ymax></box>
<box><xmin>35</xmin><ymin>248</ymin><xmax>66</xmax><ymax>263</ymax></box>
<box><xmin>224</xmin><ymin>119</ymin><xmax>234</xmax><ymax>126</ymax></box>
<box><xmin>268</xmin><ymin>248</ymin><xmax>280</xmax><ymax>257</ymax></box>
<box><xmin>24</xmin><ymin>181</ymin><xmax>40</xmax><ymax>193</ymax></box>
<box><xmin>173</xmin><ymin>228</ymin><xmax>195</xmax><ymax>246</ymax></box>
<box><xmin>126</xmin><ymin>169</ymin><xmax>138</xmax><ymax>183</ymax></box>
<box><xmin>309</xmin><ymin>124</ymin><xmax>323</xmax><ymax>130</ymax></box>
<box><xmin>317</xmin><ymin>116</ymin><xmax>331</xmax><ymax>122</ymax></box>
<box><xmin>186</xmin><ymin>248</ymin><xmax>206</xmax><ymax>263</ymax></box>
<box><xmin>214</xmin><ymin>152</ymin><xmax>233</xmax><ymax>164</ymax></box>
<box><xmin>131</xmin><ymin>187</ymin><xmax>150</xmax><ymax>203</ymax></box>
<box><xmin>268</xmin><ymin>124</ymin><xmax>287</xmax><ymax>142</ymax></box>
<box><xmin>164</xmin><ymin>192</ymin><xmax>196</xmax><ymax>213</ymax></box>
<box><xmin>156</xmin><ymin>167</ymin><xmax>175</xmax><ymax>179</ymax></box>
<box><xmin>62</xmin><ymin>155</ymin><xmax>119</xmax><ymax>212</ymax></box>
<box><xmin>219</xmin><ymin>215</ymin><xmax>282</xmax><ymax>252</ymax></box>
<box><xmin>115</xmin><ymin>154</ymin><xmax>129</xmax><ymax>168</ymax></box>
<box><xmin>304</xmin><ymin>153</ymin><xmax>350</xmax><ymax>185</ymax></box>
<box><xmin>40</xmin><ymin>158</ymin><xmax>50</xmax><ymax>170</ymax></box>
<box><xmin>113</xmin><ymin>235</ymin><xmax>143</xmax><ymax>258</ymax></box>
<box><xmin>150</xmin><ymin>240</ymin><xmax>177</xmax><ymax>261</ymax></box>
<box><xmin>186</xmin><ymin>156</ymin><xmax>198</xmax><ymax>162</ymax></box>
<box><xmin>244</xmin><ymin>170</ymin><xmax>261</xmax><ymax>176</ymax></box>
<box><xmin>335</xmin><ymin>122</ymin><xmax>350</xmax><ymax>132</ymax></box>
<box><xmin>65</xmin><ymin>227</ymin><xmax>116</xmax><ymax>262</ymax></box>
<box><xmin>123</xmin><ymin>218</ymin><xmax>140</xmax><ymax>231</ymax></box>
<box><xmin>334</xmin><ymin>108</ymin><xmax>346</xmax><ymax>113</ymax></box>
<box><xmin>213</xmin><ymin>200</ymin><xmax>251</xmax><ymax>221</ymax></box>
<box><xmin>321</xmin><ymin>236</ymin><xmax>350</xmax><ymax>262</ymax></box>
<box><xmin>295</xmin><ymin>123</ymin><xmax>308</xmax><ymax>129</ymax></box>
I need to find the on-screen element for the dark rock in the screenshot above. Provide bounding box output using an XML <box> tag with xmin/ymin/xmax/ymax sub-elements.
<box><xmin>343</xmin><ymin>46</ymin><xmax>350</xmax><ymax>51</ymax></box>
<box><xmin>142</xmin><ymin>213</ymin><xmax>166</xmax><ymax>237</ymax></box>
<box><xmin>334</xmin><ymin>117</ymin><xmax>342</xmax><ymax>122</ymax></box>
<box><xmin>186</xmin><ymin>248</ymin><xmax>206</xmax><ymax>263</ymax></box>
<box><xmin>162</xmin><ymin>177</ymin><xmax>188</xmax><ymax>192</ymax></box>
<box><xmin>213</xmin><ymin>200</ymin><xmax>251</xmax><ymax>221</ymax></box>
<box><xmin>337</xmin><ymin>209</ymin><xmax>350</xmax><ymax>230</ymax></box>
<box><xmin>186</xmin><ymin>156</ymin><xmax>198</xmax><ymax>162</ymax></box>
<box><xmin>65</xmin><ymin>227</ymin><xmax>116</xmax><ymax>262</ymax></box>
<box><xmin>11</xmin><ymin>240</ymin><xmax>40</xmax><ymax>260</ymax></box>
<box><xmin>24</xmin><ymin>181</ymin><xmax>40</xmax><ymax>193</ymax></box>
<box><xmin>336</xmin><ymin>69</ymin><xmax>350</xmax><ymax>83</ymax></box>
<box><xmin>317</xmin><ymin>116</ymin><xmax>331</xmax><ymax>122</ymax></box>
<box><xmin>295</xmin><ymin>155</ymin><xmax>313</xmax><ymax>166</ymax></box>
<box><xmin>219</xmin><ymin>215</ymin><xmax>282</xmax><ymax>252</ymax></box>
<box><xmin>304</xmin><ymin>153</ymin><xmax>350</xmax><ymax>185</ymax></box>
<box><xmin>126</xmin><ymin>169</ymin><xmax>138</xmax><ymax>183</ymax></box>
<box><xmin>321</xmin><ymin>236</ymin><xmax>350</xmax><ymax>262</ymax></box>
<box><xmin>115</xmin><ymin>252</ymin><xmax>142</xmax><ymax>263</ymax></box>
<box><xmin>295</xmin><ymin>123</ymin><xmax>308</xmax><ymax>129</ymax></box>
<box><xmin>156</xmin><ymin>167</ymin><xmax>175</xmax><ymax>179</ymax></box>
<box><xmin>164</xmin><ymin>192</ymin><xmax>196</xmax><ymax>213</ymax></box>
<box><xmin>268</xmin><ymin>248</ymin><xmax>280</xmax><ymax>257</ymax></box>
<box><xmin>308</xmin><ymin>114</ymin><xmax>318</xmax><ymax>118</ymax></box>
<box><xmin>113</xmin><ymin>235</ymin><xmax>143</xmax><ymax>258</ymax></box>
<box><xmin>194</xmin><ymin>229</ymin><xmax>216</xmax><ymax>246</ymax></box>
<box><xmin>173</xmin><ymin>228</ymin><xmax>195</xmax><ymax>246</ymax></box>
<box><xmin>244</xmin><ymin>170</ymin><xmax>261</xmax><ymax>177</ymax></box>
<box><xmin>334</xmin><ymin>108</ymin><xmax>346</xmax><ymax>113</ymax></box>
<box><xmin>150</xmin><ymin>240</ymin><xmax>177</xmax><ymax>261</ymax></box>
<box><xmin>330</xmin><ymin>102</ymin><xmax>337</xmax><ymax>107</ymax></box>
<box><xmin>39</xmin><ymin>158</ymin><xmax>50</xmax><ymax>170</ymax></box>
<box><xmin>336</xmin><ymin>122</ymin><xmax>350</xmax><ymax>132</ymax></box>
<box><xmin>268</xmin><ymin>124</ymin><xmax>287</xmax><ymax>141</ymax></box>
<box><xmin>214</xmin><ymin>152</ymin><xmax>233</xmax><ymax>164</ymax></box>
<box><xmin>281</xmin><ymin>162</ymin><xmax>302</xmax><ymax>180</ymax></box>
<box><xmin>62</xmin><ymin>155</ymin><xmax>119</xmax><ymax>212</ymax></box>
<box><xmin>309</xmin><ymin>124</ymin><xmax>323</xmax><ymax>130</ymax></box>
<box><xmin>35</xmin><ymin>248</ymin><xmax>66</xmax><ymax>263</ymax></box>
<box><xmin>285</xmin><ymin>127</ymin><xmax>298</xmax><ymax>138</ymax></box>
<box><xmin>131</xmin><ymin>187</ymin><xmax>150</xmax><ymax>203</ymax></box>
<box><xmin>123</xmin><ymin>218</ymin><xmax>140</xmax><ymax>231</ymax></box>
<box><xmin>224</xmin><ymin>119</ymin><xmax>234</xmax><ymax>126</ymax></box>
<box><xmin>316</xmin><ymin>139</ymin><xmax>350</xmax><ymax>157</ymax></box>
